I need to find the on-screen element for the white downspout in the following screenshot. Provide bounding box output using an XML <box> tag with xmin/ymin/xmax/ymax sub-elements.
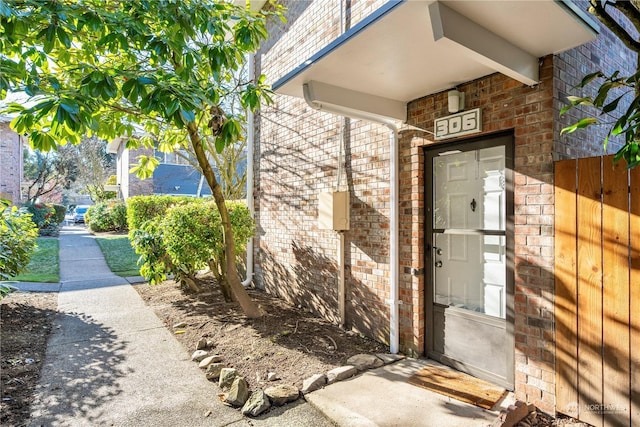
<box><xmin>241</xmin><ymin>54</ymin><xmax>255</xmax><ymax>287</ymax></box>
<box><xmin>303</xmin><ymin>84</ymin><xmax>400</xmax><ymax>354</ymax></box>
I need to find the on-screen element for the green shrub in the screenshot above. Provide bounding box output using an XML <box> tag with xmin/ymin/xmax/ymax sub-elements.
<box><xmin>130</xmin><ymin>200</ymin><xmax>254</xmax><ymax>298</ymax></box>
<box><xmin>126</xmin><ymin>195</ymin><xmax>199</xmax><ymax>232</ymax></box>
<box><xmin>51</xmin><ymin>204</ymin><xmax>67</xmax><ymax>224</ymax></box>
<box><xmin>23</xmin><ymin>202</ymin><xmax>59</xmax><ymax>236</ymax></box>
<box><xmin>0</xmin><ymin>202</ymin><xmax>39</xmax><ymax>283</ymax></box>
<box><xmin>87</xmin><ymin>201</ymin><xmax>128</xmax><ymax>232</ymax></box>
<box><xmin>130</xmin><ymin>218</ymin><xmax>172</xmax><ymax>285</ymax></box>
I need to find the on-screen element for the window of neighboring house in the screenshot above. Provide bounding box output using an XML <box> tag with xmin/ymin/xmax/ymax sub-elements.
<box><xmin>157</xmin><ymin>150</ymin><xmax>192</xmax><ymax>165</ymax></box>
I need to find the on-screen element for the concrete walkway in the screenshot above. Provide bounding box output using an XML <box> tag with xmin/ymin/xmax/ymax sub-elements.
<box><xmin>25</xmin><ymin>227</ymin><xmax>334</xmax><ymax>427</ymax></box>
<box><xmin>16</xmin><ymin>226</ymin><xmax>514</xmax><ymax>426</ymax></box>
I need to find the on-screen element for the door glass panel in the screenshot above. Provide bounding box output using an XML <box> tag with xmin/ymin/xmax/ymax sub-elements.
<box><xmin>433</xmin><ymin>151</ymin><xmax>477</xmax><ymax>230</ymax></box>
<box><xmin>479</xmin><ymin>146</ymin><xmax>505</xmax><ymax>231</ymax></box>
<box><xmin>432</xmin><ymin>146</ymin><xmax>506</xmax><ymax>319</ymax></box>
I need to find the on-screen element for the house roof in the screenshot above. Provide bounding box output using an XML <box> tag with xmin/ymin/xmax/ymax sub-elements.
<box><xmin>273</xmin><ymin>0</ymin><xmax>598</xmax><ymax>122</ymax></box>
<box><xmin>153</xmin><ymin>163</ymin><xmax>212</xmax><ymax>196</ymax></box>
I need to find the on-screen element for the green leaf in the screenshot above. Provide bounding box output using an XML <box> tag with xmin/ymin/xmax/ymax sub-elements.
<box><xmin>215</xmin><ymin>136</ymin><xmax>225</xmax><ymax>153</ymax></box>
<box><xmin>59</xmin><ymin>100</ymin><xmax>80</xmax><ymax>115</ymax></box>
<box><xmin>56</xmin><ymin>26</ymin><xmax>71</xmax><ymax>48</ymax></box>
<box><xmin>601</xmin><ymin>94</ymin><xmax>624</xmax><ymax>114</ymax></box>
<box><xmin>165</xmin><ymin>99</ymin><xmax>180</xmax><ymax>116</ymax></box>
<box><xmin>593</xmin><ymin>82</ymin><xmax>612</xmax><ymax>107</ymax></box>
<box><xmin>138</xmin><ymin>77</ymin><xmax>156</xmax><ymax>85</ymax></box>
<box><xmin>179</xmin><ymin>108</ymin><xmax>195</xmax><ymax>123</ymax></box>
<box><xmin>579</xmin><ymin>71</ymin><xmax>604</xmax><ymax>88</ymax></box>
<box><xmin>44</xmin><ymin>25</ymin><xmax>56</xmax><ymax>53</ymax></box>
<box><xmin>561</xmin><ymin>117</ymin><xmax>597</xmax><ymax>135</ymax></box>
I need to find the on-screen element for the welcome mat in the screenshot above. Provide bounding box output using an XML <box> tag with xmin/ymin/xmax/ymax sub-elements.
<box><xmin>407</xmin><ymin>364</ymin><xmax>507</xmax><ymax>410</ymax></box>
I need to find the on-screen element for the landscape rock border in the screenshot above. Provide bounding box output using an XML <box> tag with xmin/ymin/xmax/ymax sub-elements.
<box><xmin>186</xmin><ymin>333</ymin><xmax>407</xmax><ymax>418</ymax></box>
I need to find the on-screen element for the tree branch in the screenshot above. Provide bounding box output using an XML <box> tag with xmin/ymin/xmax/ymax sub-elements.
<box><xmin>611</xmin><ymin>0</ymin><xmax>640</xmax><ymax>35</ymax></box>
<box><xmin>589</xmin><ymin>0</ymin><xmax>640</xmax><ymax>53</ymax></box>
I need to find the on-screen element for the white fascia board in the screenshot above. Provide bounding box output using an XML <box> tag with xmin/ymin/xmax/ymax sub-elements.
<box><xmin>429</xmin><ymin>2</ymin><xmax>539</xmax><ymax>86</ymax></box>
<box><xmin>304</xmin><ymin>81</ymin><xmax>407</xmax><ymax>123</ymax></box>
<box><xmin>106</xmin><ymin>137</ymin><xmax>124</xmax><ymax>154</ymax></box>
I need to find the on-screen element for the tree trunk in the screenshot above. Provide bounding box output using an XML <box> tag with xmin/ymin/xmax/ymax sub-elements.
<box><xmin>187</xmin><ymin>123</ymin><xmax>263</xmax><ymax>318</ymax></box>
<box><xmin>208</xmin><ymin>259</ymin><xmax>233</xmax><ymax>302</ymax></box>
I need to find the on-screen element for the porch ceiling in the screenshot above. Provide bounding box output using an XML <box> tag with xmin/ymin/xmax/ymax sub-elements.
<box><xmin>273</xmin><ymin>0</ymin><xmax>598</xmax><ymax>122</ymax></box>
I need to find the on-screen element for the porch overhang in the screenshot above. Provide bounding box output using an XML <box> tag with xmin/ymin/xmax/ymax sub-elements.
<box><xmin>273</xmin><ymin>0</ymin><xmax>598</xmax><ymax>123</ymax></box>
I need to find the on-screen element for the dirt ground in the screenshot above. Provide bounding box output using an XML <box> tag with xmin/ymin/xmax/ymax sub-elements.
<box><xmin>0</xmin><ymin>292</ymin><xmax>58</xmax><ymax>427</ymax></box>
<box><xmin>0</xmin><ymin>282</ymin><xmax>588</xmax><ymax>427</ymax></box>
<box><xmin>132</xmin><ymin>278</ymin><xmax>387</xmax><ymax>391</ymax></box>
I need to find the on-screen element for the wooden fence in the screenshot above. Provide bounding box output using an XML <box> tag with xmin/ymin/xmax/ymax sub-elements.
<box><xmin>555</xmin><ymin>155</ymin><xmax>639</xmax><ymax>427</ymax></box>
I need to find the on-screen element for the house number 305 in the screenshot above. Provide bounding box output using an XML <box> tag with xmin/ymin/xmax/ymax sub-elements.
<box><xmin>434</xmin><ymin>108</ymin><xmax>482</xmax><ymax>140</ymax></box>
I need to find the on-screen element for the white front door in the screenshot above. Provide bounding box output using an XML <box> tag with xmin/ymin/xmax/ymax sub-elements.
<box><xmin>426</xmin><ymin>135</ymin><xmax>514</xmax><ymax>389</ymax></box>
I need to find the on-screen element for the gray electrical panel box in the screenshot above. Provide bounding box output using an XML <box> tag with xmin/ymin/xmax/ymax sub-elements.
<box><xmin>318</xmin><ymin>191</ymin><xmax>350</xmax><ymax>231</ymax></box>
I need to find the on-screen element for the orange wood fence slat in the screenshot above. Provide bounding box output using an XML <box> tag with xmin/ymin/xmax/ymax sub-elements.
<box><xmin>576</xmin><ymin>156</ymin><xmax>604</xmax><ymax>427</ymax></box>
<box><xmin>555</xmin><ymin>155</ymin><xmax>635</xmax><ymax>427</ymax></box>
<box><xmin>602</xmin><ymin>157</ymin><xmax>631</xmax><ymax>427</ymax></box>
<box><xmin>630</xmin><ymin>166</ymin><xmax>640</xmax><ymax>426</ymax></box>
<box><xmin>555</xmin><ymin>159</ymin><xmax>578</xmax><ymax>417</ymax></box>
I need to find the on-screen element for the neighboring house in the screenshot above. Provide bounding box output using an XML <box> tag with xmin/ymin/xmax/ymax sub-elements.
<box><xmin>107</xmin><ymin>135</ymin><xmax>250</xmax><ymax>200</ymax></box>
<box><xmin>253</xmin><ymin>0</ymin><xmax>638</xmax><ymax>421</ymax></box>
<box><xmin>0</xmin><ymin>116</ymin><xmax>24</xmax><ymax>205</ymax></box>
<box><xmin>106</xmin><ymin>139</ymin><xmax>212</xmax><ymax>199</ymax></box>
<box><xmin>153</xmin><ymin>163</ymin><xmax>211</xmax><ymax>197</ymax></box>
<box><xmin>106</xmin><ymin>138</ymin><xmax>154</xmax><ymax>200</ymax></box>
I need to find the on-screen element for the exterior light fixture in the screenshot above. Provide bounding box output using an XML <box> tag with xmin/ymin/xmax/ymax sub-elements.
<box><xmin>447</xmin><ymin>89</ymin><xmax>465</xmax><ymax>113</ymax></box>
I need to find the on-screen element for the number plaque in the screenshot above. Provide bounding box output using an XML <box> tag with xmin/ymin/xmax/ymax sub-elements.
<box><xmin>434</xmin><ymin>108</ymin><xmax>482</xmax><ymax>140</ymax></box>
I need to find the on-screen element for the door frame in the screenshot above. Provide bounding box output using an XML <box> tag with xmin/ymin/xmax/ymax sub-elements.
<box><xmin>423</xmin><ymin>131</ymin><xmax>515</xmax><ymax>389</ymax></box>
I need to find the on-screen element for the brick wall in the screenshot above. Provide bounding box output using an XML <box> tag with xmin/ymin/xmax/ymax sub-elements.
<box><xmin>256</xmin><ymin>0</ymin><xmax>636</xmax><ymax>416</ymax></box>
<box><xmin>0</xmin><ymin>122</ymin><xmax>23</xmax><ymax>205</ymax></box>
<box><xmin>256</xmin><ymin>0</ymin><xmax>391</xmax><ymax>340</ymax></box>
<box><xmin>554</xmin><ymin>3</ymin><xmax>638</xmax><ymax>160</ymax></box>
<box><xmin>404</xmin><ymin>58</ymin><xmax>557</xmax><ymax>411</ymax></box>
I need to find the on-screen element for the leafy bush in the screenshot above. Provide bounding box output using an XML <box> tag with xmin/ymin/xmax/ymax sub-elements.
<box><xmin>130</xmin><ymin>218</ymin><xmax>172</xmax><ymax>285</ymax></box>
<box><xmin>127</xmin><ymin>195</ymin><xmax>199</xmax><ymax>232</ymax></box>
<box><xmin>51</xmin><ymin>204</ymin><xmax>67</xmax><ymax>224</ymax></box>
<box><xmin>23</xmin><ymin>202</ymin><xmax>59</xmax><ymax>236</ymax></box>
<box><xmin>1</xmin><ymin>201</ymin><xmax>39</xmax><ymax>283</ymax></box>
<box><xmin>130</xmin><ymin>199</ymin><xmax>254</xmax><ymax>298</ymax></box>
<box><xmin>87</xmin><ymin>201</ymin><xmax>128</xmax><ymax>232</ymax></box>
<box><xmin>23</xmin><ymin>202</ymin><xmax>52</xmax><ymax>228</ymax></box>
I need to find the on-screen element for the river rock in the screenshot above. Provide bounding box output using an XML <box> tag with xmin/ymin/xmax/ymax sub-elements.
<box><xmin>347</xmin><ymin>354</ymin><xmax>383</xmax><ymax>371</ymax></box>
<box><xmin>264</xmin><ymin>384</ymin><xmax>299</xmax><ymax>406</ymax></box>
<box><xmin>375</xmin><ymin>353</ymin><xmax>406</xmax><ymax>365</ymax></box>
<box><xmin>196</xmin><ymin>338</ymin><xmax>208</xmax><ymax>350</ymax></box>
<box><xmin>205</xmin><ymin>363</ymin><xmax>223</xmax><ymax>380</ymax></box>
<box><xmin>326</xmin><ymin>365</ymin><xmax>357</xmax><ymax>384</ymax></box>
<box><xmin>199</xmin><ymin>354</ymin><xmax>223</xmax><ymax>368</ymax></box>
<box><xmin>219</xmin><ymin>368</ymin><xmax>237</xmax><ymax>389</ymax></box>
<box><xmin>301</xmin><ymin>373</ymin><xmax>326</xmax><ymax>394</ymax></box>
<box><xmin>241</xmin><ymin>390</ymin><xmax>271</xmax><ymax>417</ymax></box>
<box><xmin>223</xmin><ymin>377</ymin><xmax>249</xmax><ymax>407</ymax></box>
<box><xmin>191</xmin><ymin>350</ymin><xmax>208</xmax><ymax>362</ymax></box>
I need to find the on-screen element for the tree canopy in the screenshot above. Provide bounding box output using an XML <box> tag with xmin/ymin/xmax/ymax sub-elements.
<box><xmin>1</xmin><ymin>0</ymin><xmax>285</xmax><ymax>317</ymax></box>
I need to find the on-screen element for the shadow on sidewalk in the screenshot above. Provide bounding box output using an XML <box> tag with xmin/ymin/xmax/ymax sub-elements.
<box><xmin>30</xmin><ymin>310</ymin><xmax>129</xmax><ymax>425</ymax></box>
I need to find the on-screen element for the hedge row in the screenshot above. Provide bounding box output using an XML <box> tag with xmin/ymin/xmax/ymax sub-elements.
<box><xmin>87</xmin><ymin>201</ymin><xmax>127</xmax><ymax>232</ymax></box>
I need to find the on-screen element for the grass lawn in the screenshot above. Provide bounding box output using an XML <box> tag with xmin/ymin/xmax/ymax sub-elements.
<box><xmin>11</xmin><ymin>237</ymin><xmax>60</xmax><ymax>283</ymax></box>
<box><xmin>94</xmin><ymin>235</ymin><xmax>140</xmax><ymax>277</ymax></box>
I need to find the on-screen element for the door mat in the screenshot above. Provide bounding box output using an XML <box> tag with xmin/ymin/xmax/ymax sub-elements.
<box><xmin>407</xmin><ymin>364</ymin><xmax>507</xmax><ymax>410</ymax></box>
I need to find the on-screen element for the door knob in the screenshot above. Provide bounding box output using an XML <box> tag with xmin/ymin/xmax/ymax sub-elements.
<box><xmin>435</xmin><ymin>260</ymin><xmax>443</xmax><ymax>268</ymax></box>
